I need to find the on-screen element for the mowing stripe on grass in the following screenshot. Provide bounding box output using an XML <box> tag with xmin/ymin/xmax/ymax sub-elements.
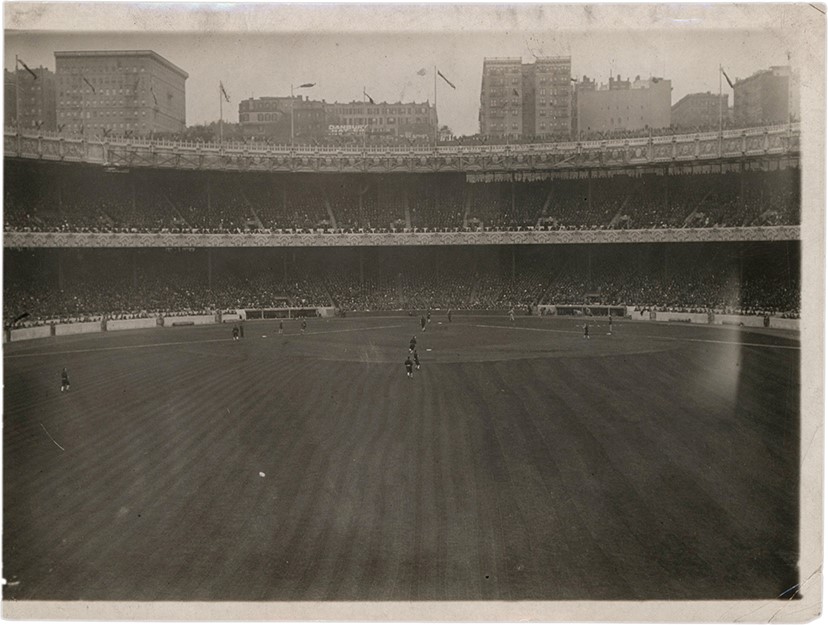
<box><xmin>4</xmin><ymin>324</ymin><xmax>406</xmax><ymax>360</ymax></box>
<box><xmin>466</xmin><ymin>323</ymin><xmax>800</xmax><ymax>351</ymax></box>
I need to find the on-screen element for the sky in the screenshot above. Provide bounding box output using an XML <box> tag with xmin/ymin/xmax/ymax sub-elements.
<box><xmin>4</xmin><ymin>4</ymin><xmax>811</xmax><ymax>136</ymax></box>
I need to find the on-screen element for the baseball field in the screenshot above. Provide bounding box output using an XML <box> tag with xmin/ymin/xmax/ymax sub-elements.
<box><xmin>3</xmin><ymin>314</ymin><xmax>800</xmax><ymax>601</ymax></box>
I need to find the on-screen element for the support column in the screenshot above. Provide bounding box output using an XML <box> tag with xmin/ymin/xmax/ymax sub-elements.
<box><xmin>207</xmin><ymin>249</ymin><xmax>213</xmax><ymax>290</ymax></box>
<box><xmin>588</xmin><ymin>172</ymin><xmax>593</xmax><ymax>213</ymax></box>
<box><xmin>57</xmin><ymin>250</ymin><xmax>65</xmax><ymax>291</ymax></box>
<box><xmin>359</xmin><ymin>248</ymin><xmax>364</xmax><ymax>285</ymax></box>
<box><xmin>587</xmin><ymin>247</ymin><xmax>592</xmax><ymax>288</ymax></box>
<box><xmin>739</xmin><ymin>247</ymin><xmax>744</xmax><ymax>284</ymax></box>
<box><xmin>283</xmin><ymin>250</ymin><xmax>288</xmax><ymax>283</ymax></box>
<box><xmin>739</xmin><ymin>163</ymin><xmax>745</xmax><ymax>208</ymax></box>
<box><xmin>206</xmin><ymin>179</ymin><xmax>212</xmax><ymax>224</ymax></box>
<box><xmin>132</xmin><ymin>250</ymin><xmax>138</xmax><ymax>288</ymax></box>
<box><xmin>511</xmin><ymin>181</ymin><xmax>516</xmax><ymax>219</ymax></box>
<box><xmin>511</xmin><ymin>246</ymin><xmax>516</xmax><ymax>282</ymax></box>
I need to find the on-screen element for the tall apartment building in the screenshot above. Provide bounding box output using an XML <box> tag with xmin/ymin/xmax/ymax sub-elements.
<box><xmin>54</xmin><ymin>50</ymin><xmax>188</xmax><ymax>137</ymax></box>
<box><xmin>671</xmin><ymin>92</ymin><xmax>729</xmax><ymax>130</ymax></box>
<box><xmin>733</xmin><ymin>66</ymin><xmax>798</xmax><ymax>126</ymax></box>
<box><xmin>238</xmin><ymin>96</ymin><xmax>436</xmax><ymax>142</ymax></box>
<box><xmin>4</xmin><ymin>65</ymin><xmax>57</xmax><ymax>131</ymax></box>
<box><xmin>575</xmin><ymin>74</ymin><xmax>671</xmax><ymax>135</ymax></box>
<box><xmin>479</xmin><ymin>56</ymin><xmax>572</xmax><ymax>139</ymax></box>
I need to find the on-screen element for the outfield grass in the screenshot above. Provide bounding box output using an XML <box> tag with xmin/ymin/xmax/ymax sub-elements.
<box><xmin>3</xmin><ymin>315</ymin><xmax>799</xmax><ymax>601</ymax></box>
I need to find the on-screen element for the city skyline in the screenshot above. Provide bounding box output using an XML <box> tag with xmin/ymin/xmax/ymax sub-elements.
<box><xmin>5</xmin><ymin>5</ymin><xmax>804</xmax><ymax>136</ymax></box>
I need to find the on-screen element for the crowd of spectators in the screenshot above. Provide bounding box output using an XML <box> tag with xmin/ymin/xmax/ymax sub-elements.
<box><xmin>5</xmin><ymin>244</ymin><xmax>798</xmax><ymax>325</ymax></box>
<box><xmin>5</xmin><ymin>161</ymin><xmax>800</xmax><ymax>234</ymax></box>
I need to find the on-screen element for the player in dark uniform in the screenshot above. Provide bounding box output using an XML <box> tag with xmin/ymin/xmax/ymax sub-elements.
<box><xmin>420</xmin><ymin>315</ymin><xmax>426</xmax><ymax>332</ymax></box>
<box><xmin>232</xmin><ymin>326</ymin><xmax>240</xmax><ymax>341</ymax></box>
<box><xmin>447</xmin><ymin>309</ymin><xmax>452</xmax><ymax>323</ymax></box>
<box><xmin>409</xmin><ymin>335</ymin><xmax>417</xmax><ymax>351</ymax></box>
<box><xmin>413</xmin><ymin>349</ymin><xmax>421</xmax><ymax>370</ymax></box>
<box><xmin>405</xmin><ymin>355</ymin><xmax>414</xmax><ymax>378</ymax></box>
<box><xmin>60</xmin><ymin>367</ymin><xmax>70</xmax><ymax>392</ymax></box>
<box><xmin>607</xmin><ymin>314</ymin><xmax>613</xmax><ymax>336</ymax></box>
<box><xmin>583</xmin><ymin>322</ymin><xmax>590</xmax><ymax>340</ymax></box>
<box><xmin>427</xmin><ymin>310</ymin><xmax>431</xmax><ymax>324</ymax></box>
<box><xmin>278</xmin><ymin>320</ymin><xmax>284</xmax><ymax>335</ymax></box>
<box><xmin>301</xmin><ymin>318</ymin><xmax>307</xmax><ymax>335</ymax></box>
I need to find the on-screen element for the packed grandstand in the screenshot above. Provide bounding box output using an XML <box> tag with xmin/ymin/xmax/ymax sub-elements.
<box><xmin>4</xmin><ymin>161</ymin><xmax>799</xmax><ymax>233</ymax></box>
<box><xmin>5</xmin><ymin>243</ymin><xmax>800</xmax><ymax>327</ymax></box>
<box><xmin>4</xmin><ymin>123</ymin><xmax>801</xmax><ymax>328</ymax></box>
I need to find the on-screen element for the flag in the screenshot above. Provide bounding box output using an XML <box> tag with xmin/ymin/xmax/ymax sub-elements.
<box><xmin>298</xmin><ymin>82</ymin><xmax>315</xmax><ymax>88</ymax></box>
<box><xmin>150</xmin><ymin>84</ymin><xmax>158</xmax><ymax>106</ymax></box>
<box><xmin>17</xmin><ymin>58</ymin><xmax>37</xmax><ymax>80</ymax></box>
<box><xmin>570</xmin><ymin>77</ymin><xmax>578</xmax><ymax>82</ymax></box>
<box><xmin>220</xmin><ymin>81</ymin><xmax>230</xmax><ymax>103</ymax></box>
<box><xmin>721</xmin><ymin>67</ymin><xmax>734</xmax><ymax>89</ymax></box>
<box><xmin>416</xmin><ymin>67</ymin><xmax>427</xmax><ymax>76</ymax></box>
<box><xmin>82</xmin><ymin>76</ymin><xmax>96</xmax><ymax>93</ymax></box>
<box><xmin>363</xmin><ymin>89</ymin><xmax>375</xmax><ymax>105</ymax></box>
<box><xmin>437</xmin><ymin>69</ymin><xmax>456</xmax><ymax>89</ymax></box>
<box><xmin>512</xmin><ymin>88</ymin><xmax>520</xmax><ymax>97</ymax></box>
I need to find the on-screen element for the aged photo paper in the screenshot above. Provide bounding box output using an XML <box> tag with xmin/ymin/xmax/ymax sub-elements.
<box><xmin>2</xmin><ymin>3</ymin><xmax>824</xmax><ymax>622</ymax></box>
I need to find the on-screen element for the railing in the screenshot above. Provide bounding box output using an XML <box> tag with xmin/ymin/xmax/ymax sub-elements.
<box><xmin>5</xmin><ymin>123</ymin><xmax>800</xmax><ymax>173</ymax></box>
<box><xmin>3</xmin><ymin>225</ymin><xmax>801</xmax><ymax>248</ymax></box>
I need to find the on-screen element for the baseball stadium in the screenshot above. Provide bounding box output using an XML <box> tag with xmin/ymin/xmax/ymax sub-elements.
<box><xmin>4</xmin><ymin>124</ymin><xmax>802</xmax><ymax>602</ymax></box>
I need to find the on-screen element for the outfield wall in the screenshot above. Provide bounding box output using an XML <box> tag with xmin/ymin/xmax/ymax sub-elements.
<box><xmin>107</xmin><ymin>318</ymin><xmax>159</xmax><ymax>331</ymax></box>
<box><xmin>163</xmin><ymin>315</ymin><xmax>216</xmax><ymax>327</ymax></box>
<box><xmin>769</xmin><ymin>317</ymin><xmax>800</xmax><ymax>331</ymax></box>
<box><xmin>10</xmin><ymin>326</ymin><xmax>52</xmax><ymax>341</ymax></box>
<box><xmin>4</xmin><ymin>309</ymin><xmax>800</xmax><ymax>343</ymax></box>
<box><xmin>622</xmin><ymin>307</ymin><xmax>800</xmax><ymax>331</ymax></box>
<box><xmin>55</xmin><ymin>321</ymin><xmax>103</xmax><ymax>336</ymax></box>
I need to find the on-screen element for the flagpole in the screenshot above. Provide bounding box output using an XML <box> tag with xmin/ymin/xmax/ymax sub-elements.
<box><xmin>718</xmin><ymin>64</ymin><xmax>723</xmax><ymax>135</ymax></box>
<box><xmin>362</xmin><ymin>85</ymin><xmax>366</xmax><ymax>149</ymax></box>
<box><xmin>14</xmin><ymin>55</ymin><xmax>20</xmax><ymax>136</ymax></box>
<box><xmin>290</xmin><ymin>83</ymin><xmax>294</xmax><ymax>148</ymax></box>
<box><xmin>219</xmin><ymin>83</ymin><xmax>224</xmax><ymax>144</ymax></box>
<box><xmin>433</xmin><ymin>65</ymin><xmax>438</xmax><ymax>146</ymax></box>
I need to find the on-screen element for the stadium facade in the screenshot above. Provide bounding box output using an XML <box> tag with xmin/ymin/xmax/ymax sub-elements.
<box><xmin>54</xmin><ymin>50</ymin><xmax>188</xmax><ymax>138</ymax></box>
<box><xmin>4</xmin><ymin>123</ymin><xmax>800</xmax><ymax>330</ymax></box>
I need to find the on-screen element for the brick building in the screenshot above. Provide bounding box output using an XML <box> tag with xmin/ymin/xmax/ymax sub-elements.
<box><xmin>671</xmin><ymin>92</ymin><xmax>729</xmax><ymax>130</ymax></box>
<box><xmin>733</xmin><ymin>66</ymin><xmax>798</xmax><ymax>126</ymax></box>
<box><xmin>575</xmin><ymin>74</ymin><xmax>671</xmax><ymax>136</ymax></box>
<box><xmin>238</xmin><ymin>96</ymin><xmax>327</xmax><ymax>141</ymax></box>
<box><xmin>5</xmin><ymin>65</ymin><xmax>57</xmax><ymax>132</ymax></box>
<box><xmin>54</xmin><ymin>50</ymin><xmax>188</xmax><ymax>137</ymax></box>
<box><xmin>479</xmin><ymin>56</ymin><xmax>572</xmax><ymax>140</ymax></box>
<box><xmin>238</xmin><ymin>96</ymin><xmax>436</xmax><ymax>142</ymax></box>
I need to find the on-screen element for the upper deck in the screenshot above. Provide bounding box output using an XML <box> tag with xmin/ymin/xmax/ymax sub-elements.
<box><xmin>5</xmin><ymin>124</ymin><xmax>799</xmax><ymax>175</ymax></box>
